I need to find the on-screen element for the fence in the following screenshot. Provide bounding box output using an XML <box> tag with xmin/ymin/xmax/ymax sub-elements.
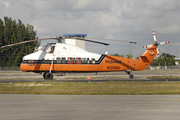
<box><xmin>148</xmin><ymin>65</ymin><xmax>180</xmax><ymax>70</ymax></box>
<box><xmin>0</xmin><ymin>67</ymin><xmax>21</xmax><ymax>71</ymax></box>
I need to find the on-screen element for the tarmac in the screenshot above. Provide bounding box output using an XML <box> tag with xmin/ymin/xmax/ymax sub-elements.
<box><xmin>0</xmin><ymin>70</ymin><xmax>180</xmax><ymax>120</ymax></box>
<box><xmin>0</xmin><ymin>94</ymin><xmax>180</xmax><ymax>120</ymax></box>
<box><xmin>0</xmin><ymin>69</ymin><xmax>180</xmax><ymax>82</ymax></box>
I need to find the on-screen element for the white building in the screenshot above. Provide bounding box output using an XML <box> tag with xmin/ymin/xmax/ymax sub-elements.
<box><xmin>64</xmin><ymin>34</ymin><xmax>86</xmax><ymax>50</ymax></box>
<box><xmin>175</xmin><ymin>58</ymin><xmax>180</xmax><ymax>65</ymax></box>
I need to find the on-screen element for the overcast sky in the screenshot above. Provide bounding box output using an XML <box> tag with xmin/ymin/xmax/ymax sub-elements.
<box><xmin>1</xmin><ymin>0</ymin><xmax>180</xmax><ymax>58</ymax></box>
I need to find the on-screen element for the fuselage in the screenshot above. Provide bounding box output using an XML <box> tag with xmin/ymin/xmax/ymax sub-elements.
<box><xmin>20</xmin><ymin>43</ymin><xmax>157</xmax><ymax>73</ymax></box>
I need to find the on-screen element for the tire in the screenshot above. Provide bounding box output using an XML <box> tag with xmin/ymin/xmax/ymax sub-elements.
<box><xmin>43</xmin><ymin>72</ymin><xmax>47</xmax><ymax>79</ymax></box>
<box><xmin>129</xmin><ymin>74</ymin><xmax>134</xmax><ymax>79</ymax></box>
<box><xmin>45</xmin><ymin>73</ymin><xmax>53</xmax><ymax>80</ymax></box>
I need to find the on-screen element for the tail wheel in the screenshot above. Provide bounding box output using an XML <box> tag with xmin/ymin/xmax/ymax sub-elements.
<box><xmin>129</xmin><ymin>74</ymin><xmax>134</xmax><ymax>79</ymax></box>
<box><xmin>45</xmin><ymin>73</ymin><xmax>53</xmax><ymax>80</ymax></box>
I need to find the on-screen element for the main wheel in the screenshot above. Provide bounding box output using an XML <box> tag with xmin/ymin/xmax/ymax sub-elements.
<box><xmin>129</xmin><ymin>74</ymin><xmax>134</xmax><ymax>79</ymax></box>
<box><xmin>45</xmin><ymin>73</ymin><xmax>53</xmax><ymax>80</ymax></box>
<box><xmin>43</xmin><ymin>72</ymin><xmax>47</xmax><ymax>79</ymax></box>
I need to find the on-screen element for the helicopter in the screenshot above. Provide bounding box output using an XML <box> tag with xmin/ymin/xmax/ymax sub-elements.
<box><xmin>0</xmin><ymin>31</ymin><xmax>169</xmax><ymax>80</ymax></box>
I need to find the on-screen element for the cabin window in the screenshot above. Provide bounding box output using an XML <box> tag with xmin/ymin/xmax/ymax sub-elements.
<box><xmin>87</xmin><ymin>58</ymin><xmax>90</xmax><ymax>64</ymax></box>
<box><xmin>62</xmin><ymin>57</ymin><xmax>66</xmax><ymax>64</ymax></box>
<box><xmin>82</xmin><ymin>58</ymin><xmax>86</xmax><ymax>64</ymax></box>
<box><xmin>67</xmin><ymin>57</ymin><xmax>73</xmax><ymax>64</ymax></box>
<box><xmin>92</xmin><ymin>58</ymin><xmax>95</xmax><ymax>64</ymax></box>
<box><xmin>76</xmin><ymin>57</ymin><xmax>82</xmax><ymax>64</ymax></box>
<box><xmin>56</xmin><ymin>57</ymin><xmax>61</xmax><ymax>64</ymax></box>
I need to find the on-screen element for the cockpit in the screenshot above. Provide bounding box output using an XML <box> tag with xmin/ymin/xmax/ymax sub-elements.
<box><xmin>40</xmin><ymin>43</ymin><xmax>56</xmax><ymax>53</ymax></box>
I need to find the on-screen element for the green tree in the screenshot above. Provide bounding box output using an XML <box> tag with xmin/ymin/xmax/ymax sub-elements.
<box><xmin>126</xmin><ymin>54</ymin><xmax>133</xmax><ymax>58</ymax></box>
<box><xmin>135</xmin><ymin>56</ymin><xmax>140</xmax><ymax>59</ymax></box>
<box><xmin>150</xmin><ymin>59</ymin><xmax>158</xmax><ymax>66</ymax></box>
<box><xmin>157</xmin><ymin>58</ymin><xmax>162</xmax><ymax>66</ymax></box>
<box><xmin>168</xmin><ymin>57</ymin><xmax>175</xmax><ymax>66</ymax></box>
<box><xmin>0</xmin><ymin>19</ymin><xmax>5</xmax><ymax>67</ymax></box>
<box><xmin>160</xmin><ymin>53</ymin><xmax>175</xmax><ymax>66</ymax></box>
<box><xmin>0</xmin><ymin>17</ymin><xmax>39</xmax><ymax>67</ymax></box>
<box><xmin>119</xmin><ymin>54</ymin><xmax>124</xmax><ymax>57</ymax></box>
<box><xmin>110</xmin><ymin>53</ymin><xmax>125</xmax><ymax>57</ymax></box>
<box><xmin>150</xmin><ymin>53</ymin><xmax>175</xmax><ymax>66</ymax></box>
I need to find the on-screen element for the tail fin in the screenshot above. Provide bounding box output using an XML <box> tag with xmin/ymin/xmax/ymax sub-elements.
<box><xmin>140</xmin><ymin>44</ymin><xmax>157</xmax><ymax>65</ymax></box>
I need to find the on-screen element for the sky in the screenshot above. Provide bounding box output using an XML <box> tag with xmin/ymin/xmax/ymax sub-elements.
<box><xmin>0</xmin><ymin>0</ymin><xmax>180</xmax><ymax>58</ymax></box>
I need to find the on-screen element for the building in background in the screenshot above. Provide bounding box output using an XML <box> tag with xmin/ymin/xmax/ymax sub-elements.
<box><xmin>175</xmin><ymin>58</ymin><xmax>180</xmax><ymax>65</ymax></box>
<box><xmin>64</xmin><ymin>34</ymin><xmax>86</xmax><ymax>50</ymax></box>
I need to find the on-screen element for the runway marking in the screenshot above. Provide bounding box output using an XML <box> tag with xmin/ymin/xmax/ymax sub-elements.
<box><xmin>0</xmin><ymin>97</ymin><xmax>180</xmax><ymax>101</ymax></box>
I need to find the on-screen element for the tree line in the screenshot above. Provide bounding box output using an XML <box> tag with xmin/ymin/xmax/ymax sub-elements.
<box><xmin>110</xmin><ymin>53</ymin><xmax>133</xmax><ymax>58</ymax></box>
<box><xmin>150</xmin><ymin>53</ymin><xmax>175</xmax><ymax>66</ymax></box>
<box><xmin>0</xmin><ymin>17</ymin><xmax>39</xmax><ymax>67</ymax></box>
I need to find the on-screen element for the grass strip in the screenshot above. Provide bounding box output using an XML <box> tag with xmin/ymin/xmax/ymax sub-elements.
<box><xmin>147</xmin><ymin>76</ymin><xmax>180</xmax><ymax>79</ymax></box>
<box><xmin>0</xmin><ymin>81</ymin><xmax>180</xmax><ymax>95</ymax></box>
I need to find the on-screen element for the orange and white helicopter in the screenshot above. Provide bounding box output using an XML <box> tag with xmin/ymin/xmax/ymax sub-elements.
<box><xmin>0</xmin><ymin>31</ymin><xmax>169</xmax><ymax>79</ymax></box>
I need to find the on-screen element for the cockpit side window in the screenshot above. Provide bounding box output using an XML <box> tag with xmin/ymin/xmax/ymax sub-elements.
<box><xmin>46</xmin><ymin>45</ymin><xmax>55</xmax><ymax>53</ymax></box>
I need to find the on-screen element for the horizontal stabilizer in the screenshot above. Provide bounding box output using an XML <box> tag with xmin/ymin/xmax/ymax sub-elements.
<box><xmin>140</xmin><ymin>56</ymin><xmax>150</xmax><ymax>63</ymax></box>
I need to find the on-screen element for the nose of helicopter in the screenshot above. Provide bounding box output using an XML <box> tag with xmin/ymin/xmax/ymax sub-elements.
<box><xmin>23</xmin><ymin>51</ymin><xmax>45</xmax><ymax>60</ymax></box>
<box><xmin>20</xmin><ymin>63</ymin><xmax>27</xmax><ymax>72</ymax></box>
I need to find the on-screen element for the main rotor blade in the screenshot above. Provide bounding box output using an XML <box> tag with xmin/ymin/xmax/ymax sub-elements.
<box><xmin>67</xmin><ymin>37</ymin><xmax>110</xmax><ymax>45</ymax></box>
<box><xmin>86</xmin><ymin>37</ymin><xmax>137</xmax><ymax>44</ymax></box>
<box><xmin>0</xmin><ymin>38</ymin><xmax>54</xmax><ymax>49</ymax></box>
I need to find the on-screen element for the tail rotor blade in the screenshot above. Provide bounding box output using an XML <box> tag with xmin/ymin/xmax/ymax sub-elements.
<box><xmin>159</xmin><ymin>41</ymin><xmax>170</xmax><ymax>45</ymax></box>
<box><xmin>143</xmin><ymin>44</ymin><xmax>152</xmax><ymax>48</ymax></box>
<box><xmin>157</xmin><ymin>48</ymin><xmax>160</xmax><ymax>57</ymax></box>
<box><xmin>153</xmin><ymin>31</ymin><xmax>157</xmax><ymax>42</ymax></box>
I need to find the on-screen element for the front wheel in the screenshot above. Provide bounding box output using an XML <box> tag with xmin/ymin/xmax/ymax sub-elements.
<box><xmin>43</xmin><ymin>72</ymin><xmax>47</xmax><ymax>79</ymax></box>
<box><xmin>45</xmin><ymin>73</ymin><xmax>53</xmax><ymax>80</ymax></box>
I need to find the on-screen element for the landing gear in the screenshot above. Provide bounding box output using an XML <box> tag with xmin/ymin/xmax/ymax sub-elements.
<box><xmin>43</xmin><ymin>72</ymin><xmax>47</xmax><ymax>79</ymax></box>
<box><xmin>43</xmin><ymin>72</ymin><xmax>53</xmax><ymax>80</ymax></box>
<box><xmin>129</xmin><ymin>74</ymin><xmax>134</xmax><ymax>79</ymax></box>
<box><xmin>125</xmin><ymin>70</ymin><xmax>134</xmax><ymax>79</ymax></box>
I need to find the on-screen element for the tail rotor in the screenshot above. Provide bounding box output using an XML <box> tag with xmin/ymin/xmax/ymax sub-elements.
<box><xmin>143</xmin><ymin>31</ymin><xmax>170</xmax><ymax>57</ymax></box>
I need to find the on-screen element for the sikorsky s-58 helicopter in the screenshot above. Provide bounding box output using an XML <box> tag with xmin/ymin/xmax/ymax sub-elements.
<box><xmin>0</xmin><ymin>31</ymin><xmax>169</xmax><ymax>79</ymax></box>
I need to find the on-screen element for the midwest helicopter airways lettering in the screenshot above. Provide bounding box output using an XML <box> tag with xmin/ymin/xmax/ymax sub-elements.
<box><xmin>0</xmin><ymin>32</ymin><xmax>170</xmax><ymax>79</ymax></box>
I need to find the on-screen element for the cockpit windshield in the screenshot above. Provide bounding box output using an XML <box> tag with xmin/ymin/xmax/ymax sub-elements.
<box><xmin>40</xmin><ymin>43</ymin><xmax>56</xmax><ymax>53</ymax></box>
<box><xmin>40</xmin><ymin>44</ymin><xmax>47</xmax><ymax>51</ymax></box>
